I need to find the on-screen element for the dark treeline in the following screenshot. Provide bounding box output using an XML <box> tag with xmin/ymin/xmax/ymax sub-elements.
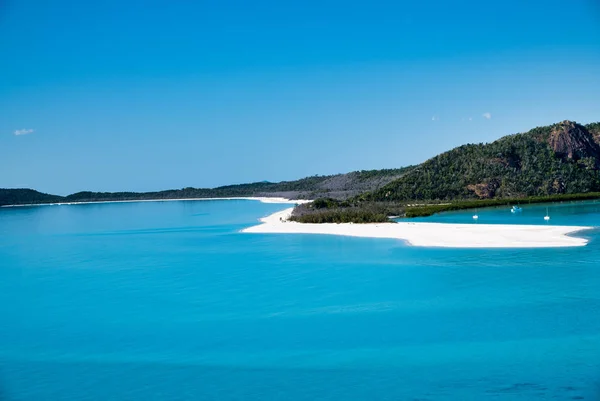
<box><xmin>289</xmin><ymin>193</ymin><xmax>600</xmax><ymax>223</ymax></box>
<box><xmin>63</xmin><ymin>178</ymin><xmax>333</xmax><ymax>203</ymax></box>
<box><xmin>404</xmin><ymin>192</ymin><xmax>600</xmax><ymax>217</ymax></box>
<box><xmin>290</xmin><ymin>198</ymin><xmax>404</xmax><ymax>223</ymax></box>
<box><xmin>0</xmin><ymin>189</ymin><xmax>64</xmax><ymax>207</ymax></box>
<box><xmin>0</xmin><ymin>184</ymin><xmax>302</xmax><ymax>207</ymax></box>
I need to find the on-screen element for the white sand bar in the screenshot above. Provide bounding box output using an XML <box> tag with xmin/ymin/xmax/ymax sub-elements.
<box><xmin>242</xmin><ymin>208</ymin><xmax>592</xmax><ymax>248</ymax></box>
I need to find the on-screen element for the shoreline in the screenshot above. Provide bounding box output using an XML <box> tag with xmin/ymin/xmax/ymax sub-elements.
<box><xmin>1</xmin><ymin>197</ymin><xmax>312</xmax><ymax>208</ymax></box>
<box><xmin>242</xmin><ymin>207</ymin><xmax>592</xmax><ymax>248</ymax></box>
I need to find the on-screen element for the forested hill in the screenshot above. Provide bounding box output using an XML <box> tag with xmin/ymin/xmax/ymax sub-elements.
<box><xmin>0</xmin><ymin>189</ymin><xmax>64</xmax><ymax>207</ymax></box>
<box><xmin>362</xmin><ymin>120</ymin><xmax>600</xmax><ymax>202</ymax></box>
<box><xmin>0</xmin><ymin>167</ymin><xmax>412</xmax><ymax>206</ymax></box>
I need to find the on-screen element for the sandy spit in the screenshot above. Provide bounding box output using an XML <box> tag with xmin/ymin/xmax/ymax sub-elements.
<box><xmin>242</xmin><ymin>207</ymin><xmax>592</xmax><ymax>248</ymax></box>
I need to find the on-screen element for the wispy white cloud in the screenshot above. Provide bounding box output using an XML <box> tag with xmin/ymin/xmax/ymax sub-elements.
<box><xmin>431</xmin><ymin>115</ymin><xmax>439</xmax><ymax>121</ymax></box>
<box><xmin>14</xmin><ymin>128</ymin><xmax>34</xmax><ymax>136</ymax></box>
<box><xmin>482</xmin><ymin>112</ymin><xmax>492</xmax><ymax>120</ymax></box>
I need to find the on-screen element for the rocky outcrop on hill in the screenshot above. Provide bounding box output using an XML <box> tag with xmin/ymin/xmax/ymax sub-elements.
<box><xmin>548</xmin><ymin>120</ymin><xmax>600</xmax><ymax>163</ymax></box>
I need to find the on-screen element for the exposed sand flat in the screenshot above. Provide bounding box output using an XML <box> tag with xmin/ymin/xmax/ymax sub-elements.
<box><xmin>242</xmin><ymin>208</ymin><xmax>592</xmax><ymax>248</ymax></box>
<box><xmin>1</xmin><ymin>197</ymin><xmax>311</xmax><ymax>208</ymax></box>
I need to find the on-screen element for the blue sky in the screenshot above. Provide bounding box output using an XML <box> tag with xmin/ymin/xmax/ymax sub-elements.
<box><xmin>1</xmin><ymin>0</ymin><xmax>600</xmax><ymax>194</ymax></box>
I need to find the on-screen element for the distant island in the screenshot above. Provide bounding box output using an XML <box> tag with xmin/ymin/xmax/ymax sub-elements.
<box><xmin>3</xmin><ymin>120</ymin><xmax>600</xmax><ymax>223</ymax></box>
<box><xmin>0</xmin><ymin>168</ymin><xmax>412</xmax><ymax>207</ymax></box>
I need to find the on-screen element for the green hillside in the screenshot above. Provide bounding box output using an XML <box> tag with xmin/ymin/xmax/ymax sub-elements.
<box><xmin>362</xmin><ymin>120</ymin><xmax>600</xmax><ymax>202</ymax></box>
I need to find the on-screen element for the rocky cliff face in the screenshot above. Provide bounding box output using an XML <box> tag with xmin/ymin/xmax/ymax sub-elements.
<box><xmin>547</xmin><ymin>120</ymin><xmax>600</xmax><ymax>163</ymax></box>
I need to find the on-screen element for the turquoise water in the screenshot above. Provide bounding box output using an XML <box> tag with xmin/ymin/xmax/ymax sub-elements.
<box><xmin>1</xmin><ymin>200</ymin><xmax>600</xmax><ymax>400</ymax></box>
<box><xmin>405</xmin><ymin>199</ymin><xmax>600</xmax><ymax>226</ymax></box>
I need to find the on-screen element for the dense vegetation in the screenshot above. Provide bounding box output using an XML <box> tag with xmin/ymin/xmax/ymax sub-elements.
<box><xmin>0</xmin><ymin>189</ymin><xmax>63</xmax><ymax>206</ymax></box>
<box><xmin>289</xmin><ymin>198</ymin><xmax>404</xmax><ymax>223</ymax></box>
<box><xmin>362</xmin><ymin>121</ymin><xmax>600</xmax><ymax>203</ymax></box>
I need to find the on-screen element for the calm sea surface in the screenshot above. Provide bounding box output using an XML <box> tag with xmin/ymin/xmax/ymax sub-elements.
<box><xmin>1</xmin><ymin>199</ymin><xmax>600</xmax><ymax>400</ymax></box>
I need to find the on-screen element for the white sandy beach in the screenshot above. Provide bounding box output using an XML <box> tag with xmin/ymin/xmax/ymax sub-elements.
<box><xmin>1</xmin><ymin>197</ymin><xmax>311</xmax><ymax>208</ymax></box>
<box><xmin>242</xmin><ymin>207</ymin><xmax>592</xmax><ymax>248</ymax></box>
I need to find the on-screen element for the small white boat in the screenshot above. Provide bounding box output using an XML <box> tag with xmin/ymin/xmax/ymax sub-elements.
<box><xmin>544</xmin><ymin>207</ymin><xmax>550</xmax><ymax>221</ymax></box>
<box><xmin>511</xmin><ymin>206</ymin><xmax>522</xmax><ymax>213</ymax></box>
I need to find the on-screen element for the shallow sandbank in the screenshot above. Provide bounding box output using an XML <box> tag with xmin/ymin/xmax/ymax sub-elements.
<box><xmin>242</xmin><ymin>208</ymin><xmax>592</xmax><ymax>248</ymax></box>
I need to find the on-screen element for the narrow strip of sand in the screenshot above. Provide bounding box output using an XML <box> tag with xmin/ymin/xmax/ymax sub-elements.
<box><xmin>1</xmin><ymin>197</ymin><xmax>311</xmax><ymax>208</ymax></box>
<box><xmin>242</xmin><ymin>208</ymin><xmax>592</xmax><ymax>248</ymax></box>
